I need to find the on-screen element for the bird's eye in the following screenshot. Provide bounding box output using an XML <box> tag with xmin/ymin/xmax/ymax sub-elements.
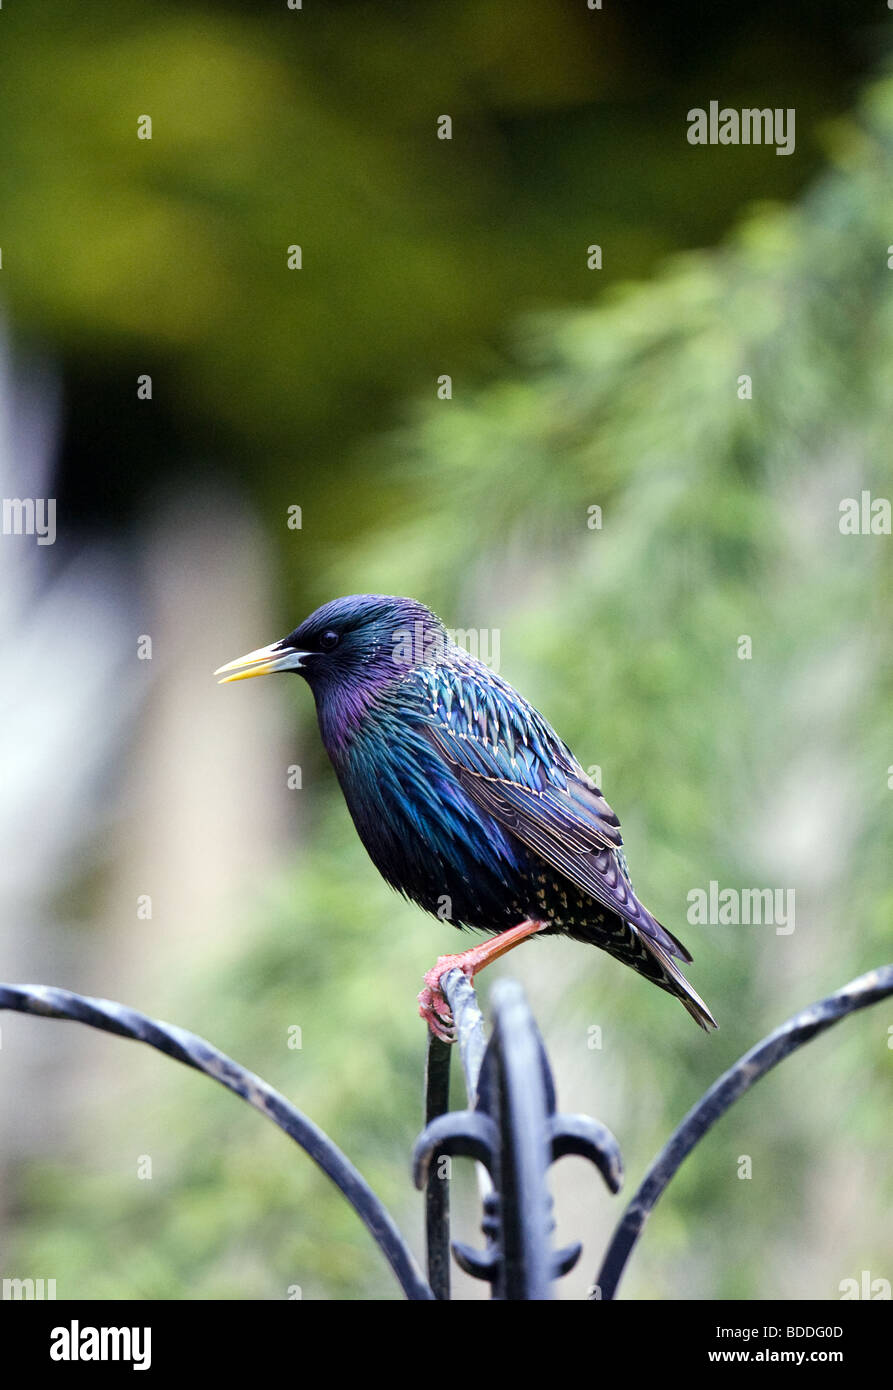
<box><xmin>319</xmin><ymin>630</ymin><xmax>340</xmax><ymax>652</ymax></box>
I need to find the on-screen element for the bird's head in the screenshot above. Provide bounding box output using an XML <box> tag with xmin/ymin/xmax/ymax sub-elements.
<box><xmin>215</xmin><ymin>594</ymin><xmax>446</xmax><ymax>707</ymax></box>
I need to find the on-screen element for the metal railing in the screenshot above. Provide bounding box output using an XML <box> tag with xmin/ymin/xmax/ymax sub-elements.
<box><xmin>1</xmin><ymin>963</ymin><xmax>891</xmax><ymax>1300</ymax></box>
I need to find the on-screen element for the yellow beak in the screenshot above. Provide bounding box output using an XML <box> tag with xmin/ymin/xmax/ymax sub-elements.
<box><xmin>214</xmin><ymin>640</ymin><xmax>308</xmax><ymax>684</ymax></box>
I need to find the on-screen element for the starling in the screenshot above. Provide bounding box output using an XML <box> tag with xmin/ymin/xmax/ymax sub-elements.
<box><xmin>216</xmin><ymin>595</ymin><xmax>717</xmax><ymax>1040</ymax></box>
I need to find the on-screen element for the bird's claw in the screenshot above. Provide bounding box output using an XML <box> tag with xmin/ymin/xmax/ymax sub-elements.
<box><xmin>417</xmin><ymin>983</ymin><xmax>457</xmax><ymax>1043</ymax></box>
<box><xmin>418</xmin><ymin>954</ymin><xmax>474</xmax><ymax>1043</ymax></box>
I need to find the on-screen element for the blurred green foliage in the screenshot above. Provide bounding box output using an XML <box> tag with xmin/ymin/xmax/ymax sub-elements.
<box><xmin>2</xmin><ymin>5</ymin><xmax>892</xmax><ymax>1300</ymax></box>
<box><xmin>0</xmin><ymin>0</ymin><xmax>872</xmax><ymax>521</ymax></box>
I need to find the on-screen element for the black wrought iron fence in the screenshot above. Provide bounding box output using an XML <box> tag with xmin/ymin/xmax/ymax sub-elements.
<box><xmin>1</xmin><ymin>963</ymin><xmax>891</xmax><ymax>1300</ymax></box>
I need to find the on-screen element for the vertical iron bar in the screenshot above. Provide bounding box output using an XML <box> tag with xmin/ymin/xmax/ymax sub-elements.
<box><xmin>490</xmin><ymin>981</ymin><xmax>553</xmax><ymax>1299</ymax></box>
<box><xmin>424</xmin><ymin>969</ymin><xmax>490</xmax><ymax>1296</ymax></box>
<box><xmin>423</xmin><ymin>1034</ymin><xmax>453</xmax><ymax>1299</ymax></box>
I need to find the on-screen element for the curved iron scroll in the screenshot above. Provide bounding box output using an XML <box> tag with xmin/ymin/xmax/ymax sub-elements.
<box><xmin>594</xmin><ymin>963</ymin><xmax>893</xmax><ymax>1300</ymax></box>
<box><xmin>0</xmin><ymin>982</ymin><xmax>434</xmax><ymax>1302</ymax></box>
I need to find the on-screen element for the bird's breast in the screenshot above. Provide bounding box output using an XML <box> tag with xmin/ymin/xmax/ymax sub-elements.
<box><xmin>328</xmin><ymin>705</ymin><xmax>527</xmax><ymax>930</ymax></box>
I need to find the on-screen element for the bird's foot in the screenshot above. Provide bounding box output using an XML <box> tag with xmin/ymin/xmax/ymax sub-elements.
<box><xmin>418</xmin><ymin>921</ymin><xmax>548</xmax><ymax>1042</ymax></box>
<box><xmin>417</xmin><ymin>952</ymin><xmax>480</xmax><ymax>1043</ymax></box>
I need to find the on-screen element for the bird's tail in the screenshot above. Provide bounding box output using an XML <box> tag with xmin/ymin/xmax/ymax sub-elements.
<box><xmin>594</xmin><ymin>904</ymin><xmax>719</xmax><ymax>1031</ymax></box>
<box><xmin>643</xmin><ymin>932</ymin><xmax>718</xmax><ymax>1031</ymax></box>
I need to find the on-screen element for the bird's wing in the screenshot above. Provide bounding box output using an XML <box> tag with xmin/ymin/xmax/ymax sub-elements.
<box><xmin>414</xmin><ymin>661</ymin><xmax>692</xmax><ymax>964</ymax></box>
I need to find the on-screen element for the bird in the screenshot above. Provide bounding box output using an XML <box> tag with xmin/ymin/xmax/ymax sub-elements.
<box><xmin>215</xmin><ymin>594</ymin><xmax>716</xmax><ymax>1040</ymax></box>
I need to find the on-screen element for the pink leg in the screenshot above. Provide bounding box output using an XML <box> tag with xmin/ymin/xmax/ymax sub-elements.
<box><xmin>418</xmin><ymin>919</ymin><xmax>547</xmax><ymax>1042</ymax></box>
